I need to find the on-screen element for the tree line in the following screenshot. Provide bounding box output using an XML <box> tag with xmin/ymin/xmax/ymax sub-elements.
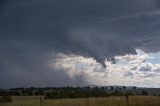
<box><xmin>0</xmin><ymin>86</ymin><xmax>160</xmax><ymax>99</ymax></box>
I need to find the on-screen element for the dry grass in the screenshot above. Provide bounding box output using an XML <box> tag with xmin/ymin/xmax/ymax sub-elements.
<box><xmin>0</xmin><ymin>96</ymin><xmax>160</xmax><ymax>106</ymax></box>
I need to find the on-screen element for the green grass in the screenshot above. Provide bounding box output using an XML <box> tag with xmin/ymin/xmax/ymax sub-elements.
<box><xmin>0</xmin><ymin>96</ymin><xmax>160</xmax><ymax>106</ymax></box>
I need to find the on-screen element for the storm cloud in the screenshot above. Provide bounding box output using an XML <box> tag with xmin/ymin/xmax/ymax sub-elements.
<box><xmin>0</xmin><ymin>0</ymin><xmax>160</xmax><ymax>88</ymax></box>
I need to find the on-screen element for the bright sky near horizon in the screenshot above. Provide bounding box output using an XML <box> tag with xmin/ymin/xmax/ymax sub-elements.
<box><xmin>51</xmin><ymin>49</ymin><xmax>160</xmax><ymax>88</ymax></box>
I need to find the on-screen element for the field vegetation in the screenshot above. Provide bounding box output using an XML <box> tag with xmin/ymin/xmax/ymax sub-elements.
<box><xmin>0</xmin><ymin>87</ymin><xmax>160</xmax><ymax>106</ymax></box>
<box><xmin>0</xmin><ymin>96</ymin><xmax>160</xmax><ymax>106</ymax></box>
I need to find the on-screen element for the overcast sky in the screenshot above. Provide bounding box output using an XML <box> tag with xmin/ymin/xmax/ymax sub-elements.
<box><xmin>0</xmin><ymin>0</ymin><xmax>160</xmax><ymax>88</ymax></box>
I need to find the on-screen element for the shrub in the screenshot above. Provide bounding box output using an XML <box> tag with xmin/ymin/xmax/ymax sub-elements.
<box><xmin>0</xmin><ymin>96</ymin><xmax>12</xmax><ymax>103</ymax></box>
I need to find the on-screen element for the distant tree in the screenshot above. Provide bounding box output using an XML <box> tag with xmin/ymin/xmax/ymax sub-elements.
<box><xmin>141</xmin><ymin>90</ymin><xmax>148</xmax><ymax>96</ymax></box>
<box><xmin>27</xmin><ymin>90</ymin><xmax>33</xmax><ymax>96</ymax></box>
<box><xmin>125</xmin><ymin>92</ymin><xmax>134</xmax><ymax>96</ymax></box>
<box><xmin>9</xmin><ymin>90</ymin><xmax>20</xmax><ymax>96</ymax></box>
<box><xmin>0</xmin><ymin>90</ymin><xmax>6</xmax><ymax>96</ymax></box>
<box><xmin>153</xmin><ymin>93</ymin><xmax>156</xmax><ymax>96</ymax></box>
<box><xmin>119</xmin><ymin>88</ymin><xmax>122</xmax><ymax>91</ymax></box>
<box><xmin>136</xmin><ymin>93</ymin><xmax>140</xmax><ymax>96</ymax></box>
<box><xmin>111</xmin><ymin>91</ymin><xmax>123</xmax><ymax>96</ymax></box>
<box><xmin>110</xmin><ymin>86</ymin><xmax>114</xmax><ymax>90</ymax></box>
<box><xmin>35</xmin><ymin>90</ymin><xmax>44</xmax><ymax>96</ymax></box>
<box><xmin>132</xmin><ymin>87</ymin><xmax>136</xmax><ymax>90</ymax></box>
<box><xmin>115</xmin><ymin>87</ymin><xmax>119</xmax><ymax>90</ymax></box>
<box><xmin>105</xmin><ymin>87</ymin><xmax>108</xmax><ymax>90</ymax></box>
<box><xmin>21</xmin><ymin>90</ymin><xmax>33</xmax><ymax>96</ymax></box>
<box><xmin>123</xmin><ymin>86</ymin><xmax>126</xmax><ymax>90</ymax></box>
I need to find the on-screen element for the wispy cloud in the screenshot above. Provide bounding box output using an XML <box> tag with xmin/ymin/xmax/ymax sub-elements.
<box><xmin>98</xmin><ymin>10</ymin><xmax>160</xmax><ymax>23</ymax></box>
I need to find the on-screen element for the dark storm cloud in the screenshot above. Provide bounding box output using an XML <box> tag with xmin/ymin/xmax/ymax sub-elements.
<box><xmin>0</xmin><ymin>40</ymin><xmax>88</xmax><ymax>88</ymax></box>
<box><xmin>0</xmin><ymin>0</ymin><xmax>160</xmax><ymax>88</ymax></box>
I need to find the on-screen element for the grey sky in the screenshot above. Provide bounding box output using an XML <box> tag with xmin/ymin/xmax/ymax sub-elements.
<box><xmin>0</xmin><ymin>0</ymin><xmax>160</xmax><ymax>88</ymax></box>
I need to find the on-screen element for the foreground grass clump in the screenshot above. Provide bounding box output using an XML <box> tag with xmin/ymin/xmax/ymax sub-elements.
<box><xmin>0</xmin><ymin>96</ymin><xmax>160</xmax><ymax>106</ymax></box>
<box><xmin>0</xmin><ymin>96</ymin><xmax>12</xmax><ymax>103</ymax></box>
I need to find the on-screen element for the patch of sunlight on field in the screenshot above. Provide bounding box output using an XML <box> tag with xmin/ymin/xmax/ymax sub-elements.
<box><xmin>0</xmin><ymin>96</ymin><xmax>160</xmax><ymax>106</ymax></box>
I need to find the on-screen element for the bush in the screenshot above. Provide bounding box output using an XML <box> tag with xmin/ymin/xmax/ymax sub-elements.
<box><xmin>0</xmin><ymin>96</ymin><xmax>12</xmax><ymax>103</ymax></box>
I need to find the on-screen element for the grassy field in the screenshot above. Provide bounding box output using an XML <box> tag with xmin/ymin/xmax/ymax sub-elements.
<box><xmin>0</xmin><ymin>96</ymin><xmax>160</xmax><ymax>106</ymax></box>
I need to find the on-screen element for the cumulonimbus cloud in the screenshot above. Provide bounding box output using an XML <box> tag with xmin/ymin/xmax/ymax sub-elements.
<box><xmin>1</xmin><ymin>0</ymin><xmax>160</xmax><ymax>87</ymax></box>
<box><xmin>1</xmin><ymin>0</ymin><xmax>160</xmax><ymax>67</ymax></box>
